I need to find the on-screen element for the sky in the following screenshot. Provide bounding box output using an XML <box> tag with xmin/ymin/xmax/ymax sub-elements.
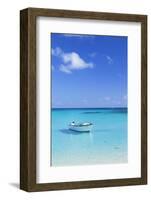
<box><xmin>51</xmin><ymin>33</ymin><xmax>127</xmax><ymax>108</ymax></box>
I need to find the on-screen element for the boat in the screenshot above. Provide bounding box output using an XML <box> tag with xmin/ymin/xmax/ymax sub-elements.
<box><xmin>69</xmin><ymin>121</ymin><xmax>93</xmax><ymax>132</ymax></box>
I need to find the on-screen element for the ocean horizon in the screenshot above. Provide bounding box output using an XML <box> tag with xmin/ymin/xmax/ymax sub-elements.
<box><xmin>51</xmin><ymin>107</ymin><xmax>128</xmax><ymax>166</ymax></box>
<box><xmin>52</xmin><ymin>107</ymin><xmax>127</xmax><ymax>109</ymax></box>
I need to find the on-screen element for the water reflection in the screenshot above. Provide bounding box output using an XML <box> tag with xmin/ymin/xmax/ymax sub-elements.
<box><xmin>60</xmin><ymin>129</ymin><xmax>91</xmax><ymax>135</ymax></box>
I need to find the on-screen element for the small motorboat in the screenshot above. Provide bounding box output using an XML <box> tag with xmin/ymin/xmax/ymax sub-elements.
<box><xmin>69</xmin><ymin>121</ymin><xmax>93</xmax><ymax>132</ymax></box>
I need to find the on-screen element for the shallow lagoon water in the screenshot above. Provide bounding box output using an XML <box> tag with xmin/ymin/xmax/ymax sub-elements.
<box><xmin>51</xmin><ymin>108</ymin><xmax>128</xmax><ymax>166</ymax></box>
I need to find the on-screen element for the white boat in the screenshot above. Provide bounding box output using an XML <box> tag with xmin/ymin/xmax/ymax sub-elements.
<box><xmin>69</xmin><ymin>122</ymin><xmax>93</xmax><ymax>132</ymax></box>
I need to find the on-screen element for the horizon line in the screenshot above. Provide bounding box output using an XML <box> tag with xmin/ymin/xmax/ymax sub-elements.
<box><xmin>52</xmin><ymin>107</ymin><xmax>128</xmax><ymax>109</ymax></box>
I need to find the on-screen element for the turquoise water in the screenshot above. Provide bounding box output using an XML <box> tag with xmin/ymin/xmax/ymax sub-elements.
<box><xmin>51</xmin><ymin>108</ymin><xmax>128</xmax><ymax>166</ymax></box>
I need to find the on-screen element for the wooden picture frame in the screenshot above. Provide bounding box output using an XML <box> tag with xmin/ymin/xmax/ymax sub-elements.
<box><xmin>20</xmin><ymin>7</ymin><xmax>147</xmax><ymax>192</ymax></box>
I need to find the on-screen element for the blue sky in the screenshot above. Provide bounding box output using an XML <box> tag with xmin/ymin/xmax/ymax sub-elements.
<box><xmin>51</xmin><ymin>33</ymin><xmax>127</xmax><ymax>108</ymax></box>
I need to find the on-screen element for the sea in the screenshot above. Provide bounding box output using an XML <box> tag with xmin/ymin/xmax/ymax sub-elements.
<box><xmin>51</xmin><ymin>108</ymin><xmax>128</xmax><ymax>166</ymax></box>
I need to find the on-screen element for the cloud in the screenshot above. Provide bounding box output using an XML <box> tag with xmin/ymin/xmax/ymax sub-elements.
<box><xmin>52</xmin><ymin>47</ymin><xmax>94</xmax><ymax>74</ymax></box>
<box><xmin>62</xmin><ymin>52</ymin><xmax>93</xmax><ymax>70</ymax></box>
<box><xmin>62</xmin><ymin>34</ymin><xmax>95</xmax><ymax>39</ymax></box>
<box><xmin>106</xmin><ymin>55</ymin><xmax>113</xmax><ymax>64</ymax></box>
<box><xmin>52</xmin><ymin>47</ymin><xmax>62</xmax><ymax>56</ymax></box>
<box><xmin>60</xmin><ymin>65</ymin><xmax>72</xmax><ymax>74</ymax></box>
<box><xmin>101</xmin><ymin>54</ymin><xmax>113</xmax><ymax>64</ymax></box>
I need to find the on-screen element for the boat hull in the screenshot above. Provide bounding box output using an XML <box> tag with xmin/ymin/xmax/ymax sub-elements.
<box><xmin>69</xmin><ymin>124</ymin><xmax>93</xmax><ymax>132</ymax></box>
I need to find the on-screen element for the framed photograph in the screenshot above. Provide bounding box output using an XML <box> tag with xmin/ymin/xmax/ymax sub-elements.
<box><xmin>20</xmin><ymin>8</ymin><xmax>147</xmax><ymax>192</ymax></box>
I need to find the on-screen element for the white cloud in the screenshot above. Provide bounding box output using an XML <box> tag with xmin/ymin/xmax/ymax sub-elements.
<box><xmin>101</xmin><ymin>54</ymin><xmax>113</xmax><ymax>64</ymax></box>
<box><xmin>52</xmin><ymin>47</ymin><xmax>94</xmax><ymax>74</ymax></box>
<box><xmin>62</xmin><ymin>52</ymin><xmax>93</xmax><ymax>70</ymax></box>
<box><xmin>60</xmin><ymin>65</ymin><xmax>72</xmax><ymax>74</ymax></box>
<box><xmin>106</xmin><ymin>55</ymin><xmax>113</xmax><ymax>64</ymax></box>
<box><xmin>52</xmin><ymin>47</ymin><xmax>62</xmax><ymax>56</ymax></box>
<box><xmin>62</xmin><ymin>34</ymin><xmax>95</xmax><ymax>39</ymax></box>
